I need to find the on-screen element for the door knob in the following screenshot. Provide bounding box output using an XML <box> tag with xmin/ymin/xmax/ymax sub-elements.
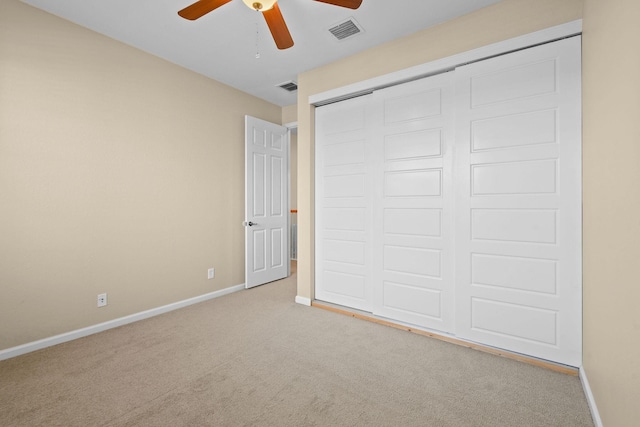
<box><xmin>243</xmin><ymin>221</ymin><xmax>257</xmax><ymax>227</ymax></box>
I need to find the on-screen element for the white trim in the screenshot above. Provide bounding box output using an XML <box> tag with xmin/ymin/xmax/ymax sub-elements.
<box><xmin>580</xmin><ymin>367</ymin><xmax>604</xmax><ymax>427</ymax></box>
<box><xmin>295</xmin><ymin>295</ymin><xmax>311</xmax><ymax>306</ymax></box>
<box><xmin>283</xmin><ymin>120</ymin><xmax>298</xmax><ymax>130</ymax></box>
<box><xmin>309</xmin><ymin>20</ymin><xmax>582</xmax><ymax>106</ymax></box>
<box><xmin>0</xmin><ymin>283</ymin><xmax>245</xmax><ymax>361</ymax></box>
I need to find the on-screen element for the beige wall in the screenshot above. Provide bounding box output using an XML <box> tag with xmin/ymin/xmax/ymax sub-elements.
<box><xmin>281</xmin><ymin>104</ymin><xmax>297</xmax><ymax>126</ymax></box>
<box><xmin>281</xmin><ymin>105</ymin><xmax>297</xmax><ymax>211</ymax></box>
<box><xmin>280</xmin><ymin>105</ymin><xmax>297</xmax><ymax>241</ymax></box>
<box><xmin>297</xmin><ymin>0</ymin><xmax>636</xmax><ymax>424</ymax></box>
<box><xmin>582</xmin><ymin>0</ymin><xmax>640</xmax><ymax>424</ymax></box>
<box><xmin>0</xmin><ymin>0</ymin><xmax>281</xmax><ymax>350</ymax></box>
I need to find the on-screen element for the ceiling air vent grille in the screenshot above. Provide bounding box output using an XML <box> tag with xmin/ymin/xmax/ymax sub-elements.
<box><xmin>277</xmin><ymin>81</ymin><xmax>298</xmax><ymax>92</ymax></box>
<box><xmin>328</xmin><ymin>18</ymin><xmax>363</xmax><ymax>40</ymax></box>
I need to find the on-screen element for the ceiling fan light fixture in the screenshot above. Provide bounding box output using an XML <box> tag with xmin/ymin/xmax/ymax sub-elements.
<box><xmin>242</xmin><ymin>0</ymin><xmax>277</xmax><ymax>11</ymax></box>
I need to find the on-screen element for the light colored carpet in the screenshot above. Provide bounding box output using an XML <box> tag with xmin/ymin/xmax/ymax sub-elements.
<box><xmin>0</xmin><ymin>264</ymin><xmax>594</xmax><ymax>426</ymax></box>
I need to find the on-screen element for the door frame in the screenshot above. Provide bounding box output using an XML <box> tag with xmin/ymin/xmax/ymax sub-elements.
<box><xmin>284</xmin><ymin>121</ymin><xmax>298</xmax><ymax>264</ymax></box>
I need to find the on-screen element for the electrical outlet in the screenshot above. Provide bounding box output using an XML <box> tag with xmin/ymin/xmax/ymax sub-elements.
<box><xmin>97</xmin><ymin>293</ymin><xmax>107</xmax><ymax>307</ymax></box>
<box><xmin>207</xmin><ymin>268</ymin><xmax>215</xmax><ymax>279</ymax></box>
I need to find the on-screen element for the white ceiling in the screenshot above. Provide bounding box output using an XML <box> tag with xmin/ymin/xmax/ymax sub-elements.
<box><xmin>21</xmin><ymin>0</ymin><xmax>501</xmax><ymax>106</ymax></box>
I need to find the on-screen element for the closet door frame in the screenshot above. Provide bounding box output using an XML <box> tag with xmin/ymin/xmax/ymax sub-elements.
<box><xmin>309</xmin><ymin>21</ymin><xmax>582</xmax><ymax>107</ymax></box>
<box><xmin>309</xmin><ymin>21</ymin><xmax>583</xmax><ymax>366</ymax></box>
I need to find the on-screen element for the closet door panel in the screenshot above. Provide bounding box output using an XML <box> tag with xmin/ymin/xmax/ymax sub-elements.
<box><xmin>315</xmin><ymin>95</ymin><xmax>374</xmax><ymax>311</ymax></box>
<box><xmin>455</xmin><ymin>37</ymin><xmax>582</xmax><ymax>366</ymax></box>
<box><xmin>371</xmin><ymin>73</ymin><xmax>455</xmax><ymax>332</ymax></box>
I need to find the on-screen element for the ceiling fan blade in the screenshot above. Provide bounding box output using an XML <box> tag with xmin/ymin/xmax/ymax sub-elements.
<box><xmin>262</xmin><ymin>3</ymin><xmax>294</xmax><ymax>50</ymax></box>
<box><xmin>313</xmin><ymin>0</ymin><xmax>362</xmax><ymax>9</ymax></box>
<box><xmin>178</xmin><ymin>0</ymin><xmax>232</xmax><ymax>20</ymax></box>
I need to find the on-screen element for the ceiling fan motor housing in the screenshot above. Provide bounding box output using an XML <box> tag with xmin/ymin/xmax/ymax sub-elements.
<box><xmin>242</xmin><ymin>0</ymin><xmax>277</xmax><ymax>11</ymax></box>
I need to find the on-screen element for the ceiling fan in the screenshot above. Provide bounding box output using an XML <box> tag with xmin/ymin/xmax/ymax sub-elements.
<box><xmin>178</xmin><ymin>0</ymin><xmax>363</xmax><ymax>50</ymax></box>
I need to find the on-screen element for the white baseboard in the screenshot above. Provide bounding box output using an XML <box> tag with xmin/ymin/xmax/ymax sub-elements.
<box><xmin>295</xmin><ymin>295</ymin><xmax>311</xmax><ymax>306</ymax></box>
<box><xmin>0</xmin><ymin>283</ymin><xmax>246</xmax><ymax>361</ymax></box>
<box><xmin>580</xmin><ymin>367</ymin><xmax>603</xmax><ymax>427</ymax></box>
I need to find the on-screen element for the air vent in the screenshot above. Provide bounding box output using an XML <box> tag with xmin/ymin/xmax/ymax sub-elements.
<box><xmin>328</xmin><ymin>18</ymin><xmax>363</xmax><ymax>40</ymax></box>
<box><xmin>277</xmin><ymin>81</ymin><xmax>298</xmax><ymax>92</ymax></box>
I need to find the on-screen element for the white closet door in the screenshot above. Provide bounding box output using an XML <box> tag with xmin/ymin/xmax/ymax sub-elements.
<box><xmin>454</xmin><ymin>37</ymin><xmax>582</xmax><ymax>366</ymax></box>
<box><xmin>371</xmin><ymin>73</ymin><xmax>456</xmax><ymax>332</ymax></box>
<box><xmin>315</xmin><ymin>95</ymin><xmax>374</xmax><ymax>311</ymax></box>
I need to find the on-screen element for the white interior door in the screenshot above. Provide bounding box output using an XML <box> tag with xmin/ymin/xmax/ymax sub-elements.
<box><xmin>245</xmin><ymin>116</ymin><xmax>289</xmax><ymax>289</ymax></box>
<box><xmin>370</xmin><ymin>73</ymin><xmax>456</xmax><ymax>332</ymax></box>
<box><xmin>454</xmin><ymin>37</ymin><xmax>582</xmax><ymax>366</ymax></box>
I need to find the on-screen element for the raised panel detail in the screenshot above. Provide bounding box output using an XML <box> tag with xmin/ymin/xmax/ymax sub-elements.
<box><xmin>383</xmin><ymin>282</ymin><xmax>441</xmax><ymax>318</ymax></box>
<box><xmin>471</xmin><ymin>298</ymin><xmax>557</xmax><ymax>345</ymax></box>
<box><xmin>324</xmin><ymin>140</ymin><xmax>365</xmax><ymax>166</ymax></box>
<box><xmin>324</xmin><ymin>208</ymin><xmax>366</xmax><ymax>231</ymax></box>
<box><xmin>324</xmin><ymin>174</ymin><xmax>365</xmax><ymax>198</ymax></box>
<box><xmin>324</xmin><ymin>239</ymin><xmax>365</xmax><ymax>265</ymax></box>
<box><xmin>472</xmin><ymin>159</ymin><xmax>557</xmax><ymax>195</ymax></box>
<box><xmin>253</xmin><ymin>129</ymin><xmax>266</xmax><ymax>147</ymax></box>
<box><xmin>385</xmin><ymin>169</ymin><xmax>441</xmax><ymax>197</ymax></box>
<box><xmin>384</xmin><ymin>208</ymin><xmax>441</xmax><ymax>237</ymax></box>
<box><xmin>384</xmin><ymin>89</ymin><xmax>442</xmax><ymax>124</ymax></box>
<box><xmin>253</xmin><ymin>153</ymin><xmax>266</xmax><ymax>217</ymax></box>
<box><xmin>471</xmin><ymin>60</ymin><xmax>556</xmax><ymax>107</ymax></box>
<box><xmin>471</xmin><ymin>254</ymin><xmax>557</xmax><ymax>294</ymax></box>
<box><xmin>323</xmin><ymin>271</ymin><xmax>366</xmax><ymax>298</ymax></box>
<box><xmin>271</xmin><ymin>156</ymin><xmax>283</xmax><ymax>215</ymax></box>
<box><xmin>472</xmin><ymin>110</ymin><xmax>557</xmax><ymax>151</ymax></box>
<box><xmin>270</xmin><ymin>133</ymin><xmax>283</xmax><ymax>150</ymax></box>
<box><xmin>471</xmin><ymin>209</ymin><xmax>556</xmax><ymax>244</ymax></box>
<box><xmin>252</xmin><ymin>229</ymin><xmax>266</xmax><ymax>272</ymax></box>
<box><xmin>385</xmin><ymin>129</ymin><xmax>442</xmax><ymax>160</ymax></box>
<box><xmin>270</xmin><ymin>228</ymin><xmax>283</xmax><ymax>268</ymax></box>
<box><xmin>384</xmin><ymin>245</ymin><xmax>441</xmax><ymax>278</ymax></box>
